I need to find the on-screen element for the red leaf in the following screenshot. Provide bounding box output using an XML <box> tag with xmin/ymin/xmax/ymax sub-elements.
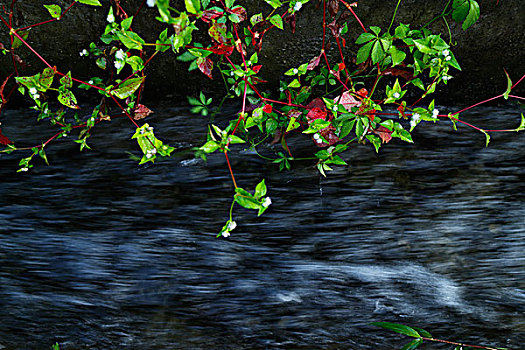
<box><xmin>207</xmin><ymin>43</ymin><xmax>234</xmax><ymax>56</ymax></box>
<box><xmin>372</xmin><ymin>125</ymin><xmax>393</xmax><ymax>144</ymax></box>
<box><xmin>306</xmin><ymin>107</ymin><xmax>327</xmax><ymax>123</ymax></box>
<box><xmin>328</xmin><ymin>19</ymin><xmax>343</xmax><ymax>37</ymax></box>
<box><xmin>306</xmin><ymin>97</ymin><xmax>326</xmax><ymax>112</ymax></box>
<box><xmin>208</xmin><ymin>22</ymin><xmax>228</xmax><ymax>44</ymax></box>
<box><xmin>0</xmin><ymin>128</ymin><xmax>12</xmax><ymax>145</ymax></box>
<box><xmin>133</xmin><ymin>104</ymin><xmax>153</xmax><ymax>120</ymax></box>
<box><xmin>197</xmin><ymin>57</ymin><xmax>213</xmax><ymax>80</ymax></box>
<box><xmin>263</xmin><ymin>104</ymin><xmax>272</xmax><ymax>114</ymax></box>
<box><xmin>284</xmin><ymin>13</ymin><xmax>296</xmax><ymax>33</ymax></box>
<box><xmin>230</xmin><ymin>6</ymin><xmax>247</xmax><ymax>22</ymax></box>
<box><xmin>307</xmin><ymin>51</ymin><xmax>323</xmax><ymax>71</ymax></box>
<box><xmin>397</xmin><ymin>104</ymin><xmax>407</xmax><ymax>119</ymax></box>
<box><xmin>336</xmin><ymin>90</ymin><xmax>361</xmax><ymax>111</ymax></box>
<box><xmin>252</xmin><ymin>65</ymin><xmax>262</xmax><ymax>73</ymax></box>
<box><xmin>202</xmin><ymin>9</ymin><xmax>224</xmax><ymax>23</ymax></box>
<box><xmin>327</xmin><ymin>0</ymin><xmax>339</xmax><ymax>17</ymax></box>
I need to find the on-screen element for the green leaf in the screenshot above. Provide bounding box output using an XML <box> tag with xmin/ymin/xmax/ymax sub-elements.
<box><xmin>371</xmin><ymin>322</ymin><xmax>421</xmax><ymax>338</ymax></box>
<box><xmin>58</xmin><ymin>89</ymin><xmax>79</xmax><ymax>109</ymax></box>
<box><xmin>371</xmin><ymin>40</ymin><xmax>385</xmax><ymax>64</ymax></box>
<box><xmin>200</xmin><ymin>140</ymin><xmax>220</xmax><ymax>153</ymax></box>
<box><xmin>356</xmin><ymin>41</ymin><xmax>374</xmax><ymax>64</ymax></box>
<box><xmin>234</xmin><ymin>188</ymin><xmax>261</xmax><ymax>210</ymax></box>
<box><xmin>452</xmin><ymin>0</ymin><xmax>470</xmax><ymax>22</ymax></box>
<box><xmin>225</xmin><ymin>0</ymin><xmax>235</xmax><ymax>8</ymax></box>
<box><xmin>38</xmin><ymin>67</ymin><xmax>55</xmax><ymax>91</ymax></box>
<box><xmin>389</xmin><ymin>46</ymin><xmax>406</xmax><ymax>67</ymax></box>
<box><xmin>11</xmin><ymin>29</ymin><xmax>30</xmax><ymax>49</ymax></box>
<box><xmin>111</xmin><ymin>76</ymin><xmax>145</xmax><ymax>99</ymax></box>
<box><xmin>255</xmin><ymin>179</ymin><xmax>267</xmax><ymax>199</ymax></box>
<box><xmin>264</xmin><ymin>0</ymin><xmax>282</xmax><ymax>9</ymax></box>
<box><xmin>269</xmin><ymin>14</ymin><xmax>283</xmax><ymax>30</ymax></box>
<box><xmin>355</xmin><ymin>32</ymin><xmax>376</xmax><ymax>44</ymax></box>
<box><xmin>77</xmin><ymin>0</ymin><xmax>102</xmax><ymax>5</ymax></box>
<box><xmin>60</xmin><ymin>71</ymin><xmax>73</xmax><ymax>88</ymax></box>
<box><xmin>185</xmin><ymin>0</ymin><xmax>201</xmax><ymax>14</ymax></box>
<box><xmin>250</xmin><ymin>13</ymin><xmax>264</xmax><ymax>26</ymax></box>
<box><xmin>366</xmin><ymin>135</ymin><xmax>381</xmax><ymax>153</ymax></box>
<box><xmin>462</xmin><ymin>0</ymin><xmax>480</xmax><ymax>30</ymax></box>
<box><xmin>412</xmin><ymin>327</ymin><xmax>432</xmax><ymax>338</ymax></box>
<box><xmin>288</xmin><ymin>79</ymin><xmax>301</xmax><ymax>88</ymax></box>
<box><xmin>503</xmin><ymin>70</ymin><xmax>512</xmax><ymax>100</ymax></box>
<box><xmin>117</xmin><ymin>31</ymin><xmax>145</xmax><ymax>50</ymax></box>
<box><xmin>401</xmin><ymin>338</ymin><xmax>423</xmax><ymax>350</ymax></box>
<box><xmin>44</xmin><ymin>4</ymin><xmax>62</xmax><ymax>19</ymax></box>
<box><xmin>121</xmin><ymin>16</ymin><xmax>133</xmax><ymax>31</ymax></box>
<box><xmin>482</xmin><ymin>130</ymin><xmax>490</xmax><ymax>147</ymax></box>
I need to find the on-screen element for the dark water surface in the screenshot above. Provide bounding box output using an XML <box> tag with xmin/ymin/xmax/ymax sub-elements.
<box><xmin>0</xmin><ymin>106</ymin><xmax>524</xmax><ymax>349</ymax></box>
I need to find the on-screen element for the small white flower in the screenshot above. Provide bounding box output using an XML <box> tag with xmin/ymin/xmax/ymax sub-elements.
<box><xmin>146</xmin><ymin>153</ymin><xmax>153</xmax><ymax>159</ymax></box>
<box><xmin>442</xmin><ymin>75</ymin><xmax>452</xmax><ymax>81</ymax></box>
<box><xmin>442</xmin><ymin>49</ymin><xmax>449</xmax><ymax>57</ymax></box>
<box><xmin>147</xmin><ymin>126</ymin><xmax>154</xmax><ymax>131</ymax></box>
<box><xmin>20</xmin><ymin>167</ymin><xmax>28</xmax><ymax>172</ymax></box>
<box><xmin>445</xmin><ymin>55</ymin><xmax>452</xmax><ymax>61</ymax></box>
<box><xmin>432</xmin><ymin>109</ymin><xmax>439</xmax><ymax>118</ymax></box>
<box><xmin>262</xmin><ymin>197</ymin><xmax>272</xmax><ymax>208</ymax></box>
<box><xmin>293</xmin><ymin>68</ymin><xmax>298</xmax><ymax>75</ymax></box>
<box><xmin>147</xmin><ymin>0</ymin><xmax>156</xmax><ymax>7</ymax></box>
<box><xmin>151</xmin><ymin>148</ymin><xmax>157</xmax><ymax>155</ymax></box>
<box><xmin>79</xmin><ymin>49</ymin><xmax>89</xmax><ymax>57</ymax></box>
<box><xmin>294</xmin><ymin>2</ymin><xmax>303</xmax><ymax>11</ymax></box>
<box><xmin>140</xmin><ymin>129</ymin><xmax>145</xmax><ymax>134</ymax></box>
<box><xmin>115</xmin><ymin>49</ymin><xmax>126</xmax><ymax>61</ymax></box>
<box><xmin>107</xmin><ymin>12</ymin><xmax>115</xmax><ymax>23</ymax></box>
<box><xmin>114</xmin><ymin>61</ymin><xmax>123</xmax><ymax>70</ymax></box>
<box><xmin>163</xmin><ymin>145</ymin><xmax>168</xmax><ymax>150</ymax></box>
<box><xmin>227</xmin><ymin>221</ymin><xmax>237</xmax><ymax>231</ymax></box>
<box><xmin>279</xmin><ymin>87</ymin><xmax>284</xmax><ymax>92</ymax></box>
<box><xmin>332</xmin><ymin>105</ymin><xmax>338</xmax><ymax>112</ymax></box>
<box><xmin>410</xmin><ymin>113</ymin><xmax>420</xmax><ymax>128</ymax></box>
<box><xmin>88</xmin><ymin>80</ymin><xmax>94</xmax><ymax>85</ymax></box>
<box><xmin>230</xmin><ymin>71</ymin><xmax>235</xmax><ymax>76</ymax></box>
<box><xmin>313</xmin><ymin>133</ymin><xmax>321</xmax><ymax>140</ymax></box>
<box><xmin>29</xmin><ymin>87</ymin><xmax>37</xmax><ymax>95</ymax></box>
<box><xmin>431</xmin><ymin>58</ymin><xmax>439</xmax><ymax>64</ymax></box>
<box><xmin>316</xmin><ymin>138</ymin><xmax>323</xmax><ymax>144</ymax></box>
<box><xmin>222</xmin><ymin>231</ymin><xmax>230</xmax><ymax>238</ymax></box>
<box><xmin>393</xmin><ymin>92</ymin><xmax>400</xmax><ymax>99</ymax></box>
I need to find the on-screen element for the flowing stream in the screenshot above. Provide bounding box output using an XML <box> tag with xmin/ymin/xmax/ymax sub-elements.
<box><xmin>0</xmin><ymin>105</ymin><xmax>524</xmax><ymax>349</ymax></box>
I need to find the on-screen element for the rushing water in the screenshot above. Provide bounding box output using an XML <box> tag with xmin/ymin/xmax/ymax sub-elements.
<box><xmin>0</xmin><ymin>105</ymin><xmax>524</xmax><ymax>349</ymax></box>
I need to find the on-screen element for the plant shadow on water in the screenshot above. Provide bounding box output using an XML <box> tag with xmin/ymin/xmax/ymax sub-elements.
<box><xmin>0</xmin><ymin>106</ymin><xmax>524</xmax><ymax>349</ymax></box>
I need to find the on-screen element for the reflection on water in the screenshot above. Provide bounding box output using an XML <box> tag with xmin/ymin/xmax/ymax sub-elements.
<box><xmin>0</xmin><ymin>106</ymin><xmax>524</xmax><ymax>349</ymax></box>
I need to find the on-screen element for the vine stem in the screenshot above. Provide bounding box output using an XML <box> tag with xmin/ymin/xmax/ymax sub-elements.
<box><xmin>421</xmin><ymin>337</ymin><xmax>502</xmax><ymax>350</ymax></box>
<box><xmin>388</xmin><ymin>0</ymin><xmax>403</xmax><ymax>33</ymax></box>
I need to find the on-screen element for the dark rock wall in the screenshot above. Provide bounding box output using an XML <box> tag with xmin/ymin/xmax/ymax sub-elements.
<box><xmin>0</xmin><ymin>0</ymin><xmax>523</xmax><ymax>105</ymax></box>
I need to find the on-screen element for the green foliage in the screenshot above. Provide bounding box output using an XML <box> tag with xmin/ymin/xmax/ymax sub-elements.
<box><xmin>2</xmin><ymin>0</ymin><xmax>523</xmax><ymax>240</ymax></box>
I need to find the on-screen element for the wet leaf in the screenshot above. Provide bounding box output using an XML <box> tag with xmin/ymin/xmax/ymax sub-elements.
<box><xmin>111</xmin><ymin>76</ymin><xmax>145</xmax><ymax>99</ymax></box>
<box><xmin>337</xmin><ymin>90</ymin><xmax>361</xmax><ymax>111</ymax></box>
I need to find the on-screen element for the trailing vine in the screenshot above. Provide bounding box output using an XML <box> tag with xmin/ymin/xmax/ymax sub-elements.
<box><xmin>0</xmin><ymin>0</ymin><xmax>524</xmax><ymax>239</ymax></box>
